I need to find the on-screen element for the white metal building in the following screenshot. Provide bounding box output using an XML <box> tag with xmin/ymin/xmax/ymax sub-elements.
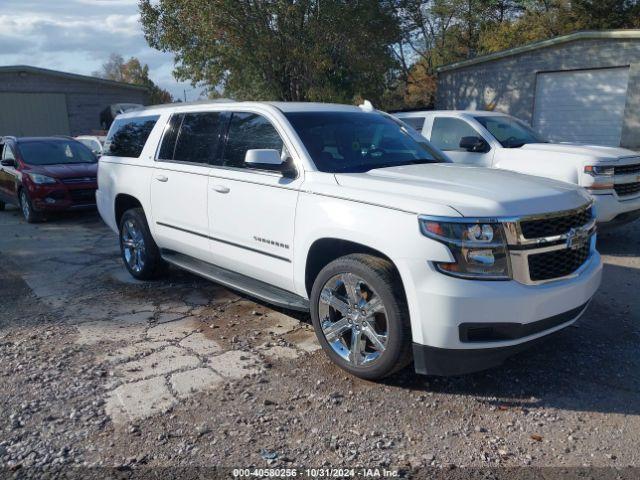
<box><xmin>436</xmin><ymin>30</ymin><xmax>640</xmax><ymax>149</ymax></box>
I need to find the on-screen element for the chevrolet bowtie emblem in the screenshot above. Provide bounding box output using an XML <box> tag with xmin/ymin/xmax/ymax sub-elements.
<box><xmin>566</xmin><ymin>227</ymin><xmax>589</xmax><ymax>250</ymax></box>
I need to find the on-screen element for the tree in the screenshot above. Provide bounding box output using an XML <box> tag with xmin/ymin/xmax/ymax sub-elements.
<box><xmin>94</xmin><ymin>53</ymin><xmax>174</xmax><ymax>105</ymax></box>
<box><xmin>479</xmin><ymin>0</ymin><xmax>640</xmax><ymax>53</ymax></box>
<box><xmin>139</xmin><ymin>0</ymin><xmax>401</xmax><ymax>105</ymax></box>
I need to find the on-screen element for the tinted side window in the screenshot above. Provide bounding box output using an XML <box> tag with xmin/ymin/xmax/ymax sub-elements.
<box><xmin>430</xmin><ymin>117</ymin><xmax>481</xmax><ymax>151</ymax></box>
<box><xmin>103</xmin><ymin>115</ymin><xmax>159</xmax><ymax>158</ymax></box>
<box><xmin>222</xmin><ymin>113</ymin><xmax>284</xmax><ymax>169</ymax></box>
<box><xmin>173</xmin><ymin>112</ymin><xmax>224</xmax><ymax>164</ymax></box>
<box><xmin>401</xmin><ymin>117</ymin><xmax>425</xmax><ymax>131</ymax></box>
<box><xmin>158</xmin><ymin>114</ymin><xmax>182</xmax><ymax>160</ymax></box>
<box><xmin>2</xmin><ymin>144</ymin><xmax>15</xmax><ymax>160</ymax></box>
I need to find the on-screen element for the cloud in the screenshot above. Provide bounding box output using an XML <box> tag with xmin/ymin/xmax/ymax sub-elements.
<box><xmin>0</xmin><ymin>1</ymin><xmax>199</xmax><ymax>100</ymax></box>
<box><xmin>0</xmin><ymin>13</ymin><xmax>143</xmax><ymax>56</ymax></box>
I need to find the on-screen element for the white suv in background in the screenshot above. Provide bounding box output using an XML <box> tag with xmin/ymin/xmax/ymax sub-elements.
<box><xmin>97</xmin><ymin>101</ymin><xmax>602</xmax><ymax>380</ymax></box>
<box><xmin>395</xmin><ymin>110</ymin><xmax>640</xmax><ymax>227</ymax></box>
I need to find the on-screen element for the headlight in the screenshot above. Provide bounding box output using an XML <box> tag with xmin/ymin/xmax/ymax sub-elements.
<box><xmin>584</xmin><ymin>165</ymin><xmax>614</xmax><ymax>176</ymax></box>
<box><xmin>419</xmin><ymin>218</ymin><xmax>511</xmax><ymax>280</ymax></box>
<box><xmin>28</xmin><ymin>173</ymin><xmax>57</xmax><ymax>185</ymax></box>
<box><xmin>583</xmin><ymin>165</ymin><xmax>614</xmax><ymax>190</ymax></box>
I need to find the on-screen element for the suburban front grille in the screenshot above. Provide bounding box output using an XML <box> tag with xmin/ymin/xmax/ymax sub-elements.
<box><xmin>614</xmin><ymin>182</ymin><xmax>640</xmax><ymax>197</ymax></box>
<box><xmin>61</xmin><ymin>177</ymin><xmax>97</xmax><ymax>185</ymax></box>
<box><xmin>520</xmin><ymin>207</ymin><xmax>592</xmax><ymax>239</ymax></box>
<box><xmin>69</xmin><ymin>189</ymin><xmax>96</xmax><ymax>203</ymax></box>
<box><xmin>528</xmin><ymin>243</ymin><xmax>591</xmax><ymax>281</ymax></box>
<box><xmin>614</xmin><ymin>164</ymin><xmax>640</xmax><ymax>175</ymax></box>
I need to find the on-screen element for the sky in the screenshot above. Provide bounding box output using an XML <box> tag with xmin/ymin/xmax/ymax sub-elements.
<box><xmin>0</xmin><ymin>0</ymin><xmax>203</xmax><ymax>101</ymax></box>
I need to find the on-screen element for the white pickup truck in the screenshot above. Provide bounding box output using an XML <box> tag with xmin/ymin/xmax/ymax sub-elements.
<box><xmin>395</xmin><ymin>110</ymin><xmax>640</xmax><ymax>227</ymax></box>
<box><xmin>97</xmin><ymin>101</ymin><xmax>601</xmax><ymax>380</ymax></box>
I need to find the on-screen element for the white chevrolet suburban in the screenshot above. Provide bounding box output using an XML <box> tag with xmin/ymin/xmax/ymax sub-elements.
<box><xmin>97</xmin><ymin>101</ymin><xmax>602</xmax><ymax>380</ymax></box>
<box><xmin>395</xmin><ymin>110</ymin><xmax>640</xmax><ymax>227</ymax></box>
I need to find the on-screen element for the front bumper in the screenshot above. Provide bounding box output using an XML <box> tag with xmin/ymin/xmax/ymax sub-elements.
<box><xmin>592</xmin><ymin>193</ymin><xmax>640</xmax><ymax>224</ymax></box>
<box><xmin>28</xmin><ymin>183</ymin><xmax>97</xmax><ymax>212</ymax></box>
<box><xmin>413</xmin><ymin>301</ymin><xmax>590</xmax><ymax>376</ymax></box>
<box><xmin>399</xmin><ymin>248</ymin><xmax>602</xmax><ymax>375</ymax></box>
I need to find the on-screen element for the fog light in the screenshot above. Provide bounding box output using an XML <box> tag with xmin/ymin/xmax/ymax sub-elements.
<box><xmin>44</xmin><ymin>197</ymin><xmax>56</xmax><ymax>204</ymax></box>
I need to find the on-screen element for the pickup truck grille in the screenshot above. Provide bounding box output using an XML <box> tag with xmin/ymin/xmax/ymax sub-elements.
<box><xmin>528</xmin><ymin>243</ymin><xmax>591</xmax><ymax>281</ymax></box>
<box><xmin>520</xmin><ymin>207</ymin><xmax>592</xmax><ymax>238</ymax></box>
<box><xmin>614</xmin><ymin>182</ymin><xmax>640</xmax><ymax>197</ymax></box>
<box><xmin>614</xmin><ymin>164</ymin><xmax>640</xmax><ymax>175</ymax></box>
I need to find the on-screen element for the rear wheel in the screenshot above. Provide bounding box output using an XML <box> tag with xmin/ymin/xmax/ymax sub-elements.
<box><xmin>19</xmin><ymin>190</ymin><xmax>42</xmax><ymax>223</ymax></box>
<box><xmin>119</xmin><ymin>208</ymin><xmax>166</xmax><ymax>280</ymax></box>
<box><xmin>310</xmin><ymin>254</ymin><xmax>412</xmax><ymax>380</ymax></box>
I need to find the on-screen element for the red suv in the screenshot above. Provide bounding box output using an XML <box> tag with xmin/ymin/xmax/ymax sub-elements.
<box><xmin>0</xmin><ymin>136</ymin><xmax>98</xmax><ymax>222</ymax></box>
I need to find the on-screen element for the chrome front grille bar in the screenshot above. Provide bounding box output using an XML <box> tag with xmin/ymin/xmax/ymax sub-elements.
<box><xmin>503</xmin><ymin>204</ymin><xmax>596</xmax><ymax>285</ymax></box>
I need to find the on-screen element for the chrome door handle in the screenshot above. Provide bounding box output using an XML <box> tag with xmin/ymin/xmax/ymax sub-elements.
<box><xmin>155</xmin><ymin>175</ymin><xmax>168</xmax><ymax>182</ymax></box>
<box><xmin>211</xmin><ymin>184</ymin><xmax>230</xmax><ymax>194</ymax></box>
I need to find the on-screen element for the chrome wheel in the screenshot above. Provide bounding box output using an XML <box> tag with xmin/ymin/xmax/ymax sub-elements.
<box><xmin>121</xmin><ymin>218</ymin><xmax>146</xmax><ymax>274</ymax></box>
<box><xmin>318</xmin><ymin>272</ymin><xmax>388</xmax><ymax>366</ymax></box>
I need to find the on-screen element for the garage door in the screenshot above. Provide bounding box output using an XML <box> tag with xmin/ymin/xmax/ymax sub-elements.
<box><xmin>0</xmin><ymin>92</ymin><xmax>70</xmax><ymax>136</ymax></box>
<box><xmin>533</xmin><ymin>67</ymin><xmax>630</xmax><ymax>146</ymax></box>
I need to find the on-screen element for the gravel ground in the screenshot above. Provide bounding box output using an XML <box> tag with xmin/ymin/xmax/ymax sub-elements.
<box><xmin>0</xmin><ymin>205</ymin><xmax>639</xmax><ymax>477</ymax></box>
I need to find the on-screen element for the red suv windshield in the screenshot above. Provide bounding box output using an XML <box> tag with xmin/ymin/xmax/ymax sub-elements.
<box><xmin>17</xmin><ymin>140</ymin><xmax>97</xmax><ymax>166</ymax></box>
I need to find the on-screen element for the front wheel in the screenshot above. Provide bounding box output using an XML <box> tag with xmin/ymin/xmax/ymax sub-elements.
<box><xmin>119</xmin><ymin>208</ymin><xmax>166</xmax><ymax>280</ymax></box>
<box><xmin>19</xmin><ymin>190</ymin><xmax>41</xmax><ymax>223</ymax></box>
<box><xmin>310</xmin><ymin>254</ymin><xmax>412</xmax><ymax>380</ymax></box>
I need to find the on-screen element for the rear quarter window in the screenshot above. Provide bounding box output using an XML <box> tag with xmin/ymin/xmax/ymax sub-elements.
<box><xmin>103</xmin><ymin>115</ymin><xmax>160</xmax><ymax>158</ymax></box>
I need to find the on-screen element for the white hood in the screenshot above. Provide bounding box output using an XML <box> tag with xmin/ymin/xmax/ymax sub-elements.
<box><xmin>334</xmin><ymin>164</ymin><xmax>591</xmax><ymax>218</ymax></box>
<box><xmin>521</xmin><ymin>143</ymin><xmax>639</xmax><ymax>161</ymax></box>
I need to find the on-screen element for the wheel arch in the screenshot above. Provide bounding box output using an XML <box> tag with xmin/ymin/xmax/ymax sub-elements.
<box><xmin>304</xmin><ymin>237</ymin><xmax>405</xmax><ymax>298</ymax></box>
<box><xmin>114</xmin><ymin>193</ymin><xmax>144</xmax><ymax>227</ymax></box>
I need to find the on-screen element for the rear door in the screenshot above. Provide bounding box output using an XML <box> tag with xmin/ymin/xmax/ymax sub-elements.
<box><xmin>0</xmin><ymin>143</ymin><xmax>18</xmax><ymax>202</ymax></box>
<box><xmin>150</xmin><ymin>112</ymin><xmax>224</xmax><ymax>263</ymax></box>
<box><xmin>207</xmin><ymin>111</ymin><xmax>301</xmax><ymax>291</ymax></box>
<box><xmin>426</xmin><ymin>116</ymin><xmax>494</xmax><ymax>166</ymax></box>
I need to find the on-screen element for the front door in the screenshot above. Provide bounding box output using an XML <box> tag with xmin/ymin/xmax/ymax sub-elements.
<box><xmin>428</xmin><ymin>116</ymin><xmax>494</xmax><ymax>166</ymax></box>
<box><xmin>150</xmin><ymin>112</ymin><xmax>224</xmax><ymax>263</ymax></box>
<box><xmin>207</xmin><ymin>111</ymin><xmax>301</xmax><ymax>292</ymax></box>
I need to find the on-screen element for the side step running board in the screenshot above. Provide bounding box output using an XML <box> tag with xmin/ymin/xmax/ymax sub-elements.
<box><xmin>161</xmin><ymin>250</ymin><xmax>310</xmax><ymax>312</ymax></box>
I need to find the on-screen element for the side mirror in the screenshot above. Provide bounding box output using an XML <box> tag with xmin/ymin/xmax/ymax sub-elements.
<box><xmin>244</xmin><ymin>149</ymin><xmax>284</xmax><ymax>167</ymax></box>
<box><xmin>459</xmin><ymin>136</ymin><xmax>490</xmax><ymax>153</ymax></box>
<box><xmin>1</xmin><ymin>158</ymin><xmax>16</xmax><ymax>167</ymax></box>
<box><xmin>244</xmin><ymin>149</ymin><xmax>296</xmax><ymax>178</ymax></box>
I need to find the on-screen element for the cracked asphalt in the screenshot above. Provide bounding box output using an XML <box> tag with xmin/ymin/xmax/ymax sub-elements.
<box><xmin>0</xmin><ymin>205</ymin><xmax>639</xmax><ymax>474</ymax></box>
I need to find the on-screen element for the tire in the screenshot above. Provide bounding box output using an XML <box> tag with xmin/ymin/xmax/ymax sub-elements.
<box><xmin>119</xmin><ymin>207</ymin><xmax>166</xmax><ymax>280</ymax></box>
<box><xmin>19</xmin><ymin>189</ymin><xmax>42</xmax><ymax>223</ymax></box>
<box><xmin>310</xmin><ymin>254</ymin><xmax>412</xmax><ymax>380</ymax></box>
<box><xmin>0</xmin><ymin>200</ymin><xmax>5</xmax><ymax>211</ymax></box>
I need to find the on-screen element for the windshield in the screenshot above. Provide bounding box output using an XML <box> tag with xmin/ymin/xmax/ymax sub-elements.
<box><xmin>17</xmin><ymin>140</ymin><xmax>97</xmax><ymax>165</ymax></box>
<box><xmin>284</xmin><ymin>111</ymin><xmax>446</xmax><ymax>173</ymax></box>
<box><xmin>474</xmin><ymin>115</ymin><xmax>546</xmax><ymax>148</ymax></box>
